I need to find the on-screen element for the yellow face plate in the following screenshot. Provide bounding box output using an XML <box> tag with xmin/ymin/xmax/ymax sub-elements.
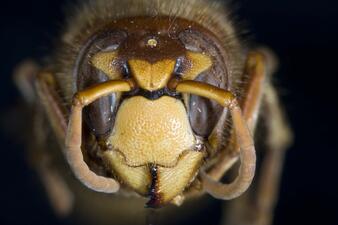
<box><xmin>103</xmin><ymin>145</ymin><xmax>204</xmax><ymax>202</ymax></box>
<box><xmin>156</xmin><ymin>150</ymin><xmax>204</xmax><ymax>203</ymax></box>
<box><xmin>128</xmin><ymin>59</ymin><xmax>175</xmax><ymax>91</ymax></box>
<box><xmin>91</xmin><ymin>52</ymin><xmax>121</xmax><ymax>79</ymax></box>
<box><xmin>110</xmin><ymin>96</ymin><xmax>195</xmax><ymax>167</ymax></box>
<box><xmin>90</xmin><ymin>50</ymin><xmax>213</xmax><ymax>86</ymax></box>
<box><xmin>182</xmin><ymin>51</ymin><xmax>213</xmax><ymax>80</ymax></box>
<box><xmin>103</xmin><ymin>150</ymin><xmax>151</xmax><ymax>195</ymax></box>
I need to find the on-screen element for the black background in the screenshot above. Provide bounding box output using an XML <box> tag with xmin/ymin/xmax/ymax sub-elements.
<box><xmin>1</xmin><ymin>0</ymin><xmax>338</xmax><ymax>225</ymax></box>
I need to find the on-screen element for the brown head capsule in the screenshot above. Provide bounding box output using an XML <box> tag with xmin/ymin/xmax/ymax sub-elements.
<box><xmin>62</xmin><ymin>2</ymin><xmax>250</xmax><ymax>207</ymax></box>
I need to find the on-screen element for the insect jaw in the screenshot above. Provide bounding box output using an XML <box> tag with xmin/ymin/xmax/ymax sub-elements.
<box><xmin>102</xmin><ymin>148</ymin><xmax>205</xmax><ymax>208</ymax></box>
<box><xmin>145</xmin><ymin>140</ymin><xmax>206</xmax><ymax>208</ymax></box>
<box><xmin>98</xmin><ymin>137</ymin><xmax>204</xmax><ymax>207</ymax></box>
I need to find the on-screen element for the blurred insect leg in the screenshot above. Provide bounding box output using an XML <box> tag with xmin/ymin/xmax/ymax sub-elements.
<box><xmin>207</xmin><ymin>52</ymin><xmax>267</xmax><ymax>181</ymax></box>
<box><xmin>35</xmin><ymin>72</ymin><xmax>69</xmax><ymax>143</ymax></box>
<box><xmin>13</xmin><ymin>60</ymin><xmax>40</xmax><ymax>103</ymax></box>
<box><xmin>66</xmin><ymin>80</ymin><xmax>132</xmax><ymax>193</ymax></box>
<box><xmin>223</xmin><ymin>53</ymin><xmax>292</xmax><ymax>225</ymax></box>
<box><xmin>39</xmin><ymin>166</ymin><xmax>74</xmax><ymax>216</ymax></box>
<box><xmin>14</xmin><ymin>66</ymin><xmax>74</xmax><ymax>216</ymax></box>
<box><xmin>33</xmin><ymin>109</ymin><xmax>74</xmax><ymax>217</ymax></box>
<box><xmin>256</xmin><ymin>83</ymin><xmax>292</xmax><ymax>225</ymax></box>
<box><xmin>174</xmin><ymin>80</ymin><xmax>256</xmax><ymax>200</ymax></box>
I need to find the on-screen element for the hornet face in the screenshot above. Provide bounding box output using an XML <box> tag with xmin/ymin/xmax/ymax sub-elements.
<box><xmin>75</xmin><ymin>17</ymin><xmax>229</xmax><ymax>207</ymax></box>
<box><xmin>15</xmin><ymin>0</ymin><xmax>291</xmax><ymax>221</ymax></box>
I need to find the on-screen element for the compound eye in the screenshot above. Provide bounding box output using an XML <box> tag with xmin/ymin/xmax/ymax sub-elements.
<box><xmin>179</xmin><ymin>29</ymin><xmax>228</xmax><ymax>138</ymax></box>
<box><xmin>75</xmin><ymin>30</ymin><xmax>127</xmax><ymax>137</ymax></box>
<box><xmin>174</xmin><ymin>57</ymin><xmax>186</xmax><ymax>76</ymax></box>
<box><xmin>84</xmin><ymin>75</ymin><xmax>116</xmax><ymax>137</ymax></box>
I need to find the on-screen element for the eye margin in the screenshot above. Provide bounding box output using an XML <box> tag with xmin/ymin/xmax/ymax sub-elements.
<box><xmin>74</xmin><ymin>29</ymin><xmax>128</xmax><ymax>92</ymax></box>
<box><xmin>75</xmin><ymin>30</ymin><xmax>128</xmax><ymax>139</ymax></box>
<box><xmin>174</xmin><ymin>56</ymin><xmax>189</xmax><ymax>77</ymax></box>
<box><xmin>177</xmin><ymin>28</ymin><xmax>229</xmax><ymax>139</ymax></box>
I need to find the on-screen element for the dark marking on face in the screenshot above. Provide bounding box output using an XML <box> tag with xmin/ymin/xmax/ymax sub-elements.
<box><xmin>146</xmin><ymin>164</ymin><xmax>162</xmax><ymax>208</ymax></box>
<box><xmin>124</xmin><ymin>87</ymin><xmax>181</xmax><ymax>100</ymax></box>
